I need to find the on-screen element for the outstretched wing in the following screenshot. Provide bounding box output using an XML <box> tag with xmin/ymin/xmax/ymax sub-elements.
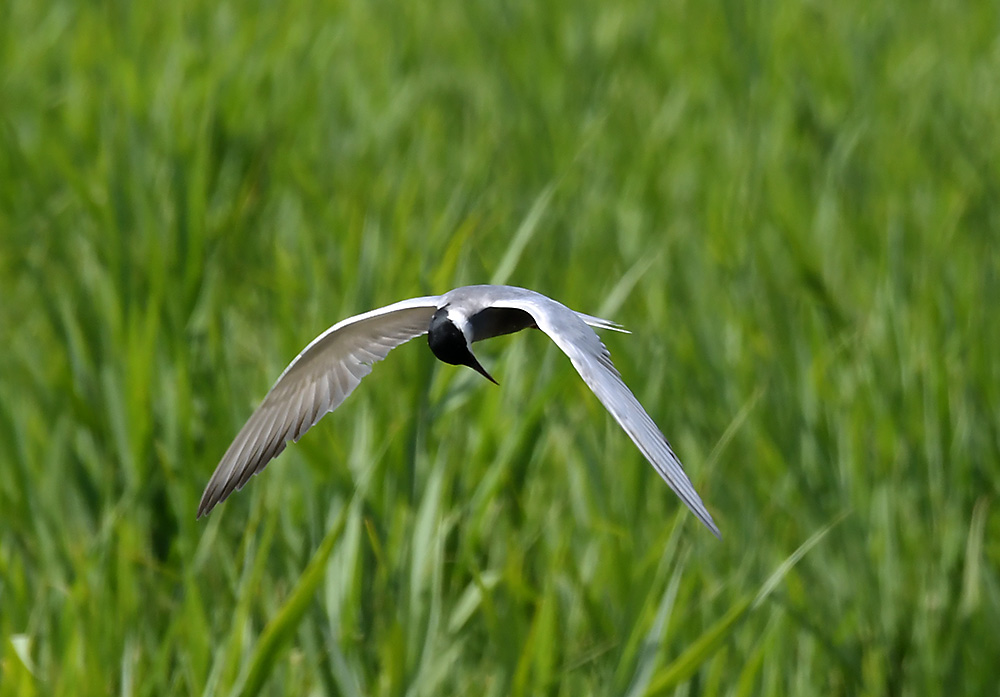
<box><xmin>198</xmin><ymin>296</ymin><xmax>441</xmax><ymax>517</ymax></box>
<box><xmin>492</xmin><ymin>294</ymin><xmax>720</xmax><ymax>537</ymax></box>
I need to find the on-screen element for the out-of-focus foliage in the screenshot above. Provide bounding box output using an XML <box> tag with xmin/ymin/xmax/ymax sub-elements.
<box><xmin>1</xmin><ymin>0</ymin><xmax>997</xmax><ymax>694</ymax></box>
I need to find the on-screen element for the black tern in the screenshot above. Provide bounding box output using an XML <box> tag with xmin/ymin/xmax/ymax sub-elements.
<box><xmin>198</xmin><ymin>285</ymin><xmax>719</xmax><ymax>536</ymax></box>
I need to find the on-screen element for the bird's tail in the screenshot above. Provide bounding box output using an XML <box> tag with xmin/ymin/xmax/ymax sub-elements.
<box><xmin>575</xmin><ymin>312</ymin><xmax>630</xmax><ymax>334</ymax></box>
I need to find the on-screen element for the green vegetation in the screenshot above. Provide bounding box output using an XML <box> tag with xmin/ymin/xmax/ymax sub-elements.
<box><xmin>1</xmin><ymin>0</ymin><xmax>998</xmax><ymax>694</ymax></box>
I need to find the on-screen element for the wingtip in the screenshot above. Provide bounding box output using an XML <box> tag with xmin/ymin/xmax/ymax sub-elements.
<box><xmin>698</xmin><ymin>511</ymin><xmax>722</xmax><ymax>540</ymax></box>
<box><xmin>195</xmin><ymin>499</ymin><xmax>212</xmax><ymax>520</ymax></box>
<box><xmin>689</xmin><ymin>505</ymin><xmax>721</xmax><ymax>539</ymax></box>
<box><xmin>196</xmin><ymin>484</ymin><xmax>222</xmax><ymax>520</ymax></box>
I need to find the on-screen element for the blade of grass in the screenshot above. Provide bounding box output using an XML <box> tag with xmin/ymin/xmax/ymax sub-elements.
<box><xmin>647</xmin><ymin>512</ymin><xmax>847</xmax><ymax>694</ymax></box>
<box><xmin>235</xmin><ymin>504</ymin><xmax>350</xmax><ymax>697</ymax></box>
<box><xmin>489</xmin><ymin>183</ymin><xmax>554</xmax><ymax>286</ymax></box>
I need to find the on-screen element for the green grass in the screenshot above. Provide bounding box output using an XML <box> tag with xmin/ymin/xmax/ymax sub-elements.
<box><xmin>2</xmin><ymin>0</ymin><xmax>998</xmax><ymax>694</ymax></box>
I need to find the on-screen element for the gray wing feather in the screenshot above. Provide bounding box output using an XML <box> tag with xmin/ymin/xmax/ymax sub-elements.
<box><xmin>493</xmin><ymin>295</ymin><xmax>720</xmax><ymax>537</ymax></box>
<box><xmin>198</xmin><ymin>296</ymin><xmax>440</xmax><ymax>517</ymax></box>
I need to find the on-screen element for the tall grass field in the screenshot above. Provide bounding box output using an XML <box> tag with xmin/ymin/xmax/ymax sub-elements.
<box><xmin>1</xmin><ymin>0</ymin><xmax>998</xmax><ymax>694</ymax></box>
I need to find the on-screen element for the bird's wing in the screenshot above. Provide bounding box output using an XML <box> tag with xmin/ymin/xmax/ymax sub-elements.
<box><xmin>491</xmin><ymin>296</ymin><xmax>720</xmax><ymax>537</ymax></box>
<box><xmin>198</xmin><ymin>296</ymin><xmax>441</xmax><ymax>517</ymax></box>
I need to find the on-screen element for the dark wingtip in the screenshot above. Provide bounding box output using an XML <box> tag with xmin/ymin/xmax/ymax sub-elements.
<box><xmin>196</xmin><ymin>486</ymin><xmax>221</xmax><ymax>520</ymax></box>
<box><xmin>698</xmin><ymin>511</ymin><xmax>722</xmax><ymax>539</ymax></box>
<box><xmin>196</xmin><ymin>499</ymin><xmax>212</xmax><ymax>520</ymax></box>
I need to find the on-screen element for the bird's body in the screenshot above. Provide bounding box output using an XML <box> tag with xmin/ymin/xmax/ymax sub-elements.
<box><xmin>198</xmin><ymin>285</ymin><xmax>719</xmax><ymax>537</ymax></box>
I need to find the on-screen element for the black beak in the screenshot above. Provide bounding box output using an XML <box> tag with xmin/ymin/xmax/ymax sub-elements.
<box><xmin>466</xmin><ymin>355</ymin><xmax>498</xmax><ymax>385</ymax></box>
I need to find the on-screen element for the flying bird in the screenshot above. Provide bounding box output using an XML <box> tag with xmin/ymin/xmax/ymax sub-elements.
<box><xmin>198</xmin><ymin>285</ymin><xmax>719</xmax><ymax>536</ymax></box>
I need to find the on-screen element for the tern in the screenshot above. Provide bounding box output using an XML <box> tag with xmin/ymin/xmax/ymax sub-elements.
<box><xmin>198</xmin><ymin>285</ymin><xmax>719</xmax><ymax>536</ymax></box>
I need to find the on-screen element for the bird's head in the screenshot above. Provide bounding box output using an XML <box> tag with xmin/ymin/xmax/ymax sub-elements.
<box><xmin>427</xmin><ymin>307</ymin><xmax>497</xmax><ymax>384</ymax></box>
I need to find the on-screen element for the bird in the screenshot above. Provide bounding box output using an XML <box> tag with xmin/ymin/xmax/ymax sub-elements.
<box><xmin>197</xmin><ymin>284</ymin><xmax>719</xmax><ymax>537</ymax></box>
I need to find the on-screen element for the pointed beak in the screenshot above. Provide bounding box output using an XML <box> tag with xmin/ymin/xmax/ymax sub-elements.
<box><xmin>467</xmin><ymin>355</ymin><xmax>498</xmax><ymax>385</ymax></box>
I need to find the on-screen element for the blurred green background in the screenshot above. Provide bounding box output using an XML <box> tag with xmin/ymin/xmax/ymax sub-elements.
<box><xmin>1</xmin><ymin>0</ymin><xmax>998</xmax><ymax>694</ymax></box>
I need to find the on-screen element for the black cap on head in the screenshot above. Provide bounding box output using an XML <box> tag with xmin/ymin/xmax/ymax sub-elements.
<box><xmin>427</xmin><ymin>308</ymin><xmax>498</xmax><ymax>384</ymax></box>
